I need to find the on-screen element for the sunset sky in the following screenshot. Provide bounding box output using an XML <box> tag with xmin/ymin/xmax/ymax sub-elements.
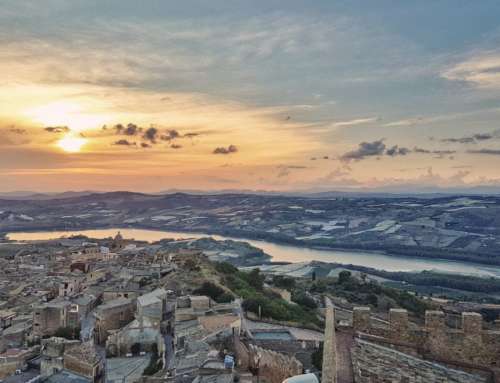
<box><xmin>2</xmin><ymin>1</ymin><xmax>500</xmax><ymax>193</ymax></box>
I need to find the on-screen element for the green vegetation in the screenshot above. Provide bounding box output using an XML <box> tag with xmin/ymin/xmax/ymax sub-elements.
<box><xmin>310</xmin><ymin>271</ymin><xmax>431</xmax><ymax>317</ymax></box>
<box><xmin>273</xmin><ymin>275</ymin><xmax>296</xmax><ymax>290</ymax></box>
<box><xmin>311</xmin><ymin>343</ymin><xmax>323</xmax><ymax>371</ymax></box>
<box><xmin>193</xmin><ymin>281</ymin><xmax>234</xmax><ymax>303</ymax></box>
<box><xmin>143</xmin><ymin>343</ymin><xmax>163</xmax><ymax>376</ymax></box>
<box><xmin>291</xmin><ymin>291</ymin><xmax>317</xmax><ymax>309</ymax></box>
<box><xmin>215</xmin><ymin>262</ymin><xmax>321</xmax><ymax>327</ymax></box>
<box><xmin>338</xmin><ymin>265</ymin><xmax>500</xmax><ymax>293</ymax></box>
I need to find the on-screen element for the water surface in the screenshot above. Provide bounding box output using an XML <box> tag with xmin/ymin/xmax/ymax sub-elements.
<box><xmin>7</xmin><ymin>228</ymin><xmax>500</xmax><ymax>277</ymax></box>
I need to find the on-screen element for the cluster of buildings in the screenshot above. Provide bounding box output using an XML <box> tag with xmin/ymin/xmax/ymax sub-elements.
<box><xmin>1</xmin><ymin>231</ymin><xmax>499</xmax><ymax>383</ymax></box>
<box><xmin>0</xmin><ymin>233</ymin><xmax>322</xmax><ymax>383</ymax></box>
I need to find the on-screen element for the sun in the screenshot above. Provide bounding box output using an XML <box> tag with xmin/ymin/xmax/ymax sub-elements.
<box><xmin>26</xmin><ymin>100</ymin><xmax>109</xmax><ymax>132</ymax></box>
<box><xmin>57</xmin><ymin>135</ymin><xmax>87</xmax><ymax>153</ymax></box>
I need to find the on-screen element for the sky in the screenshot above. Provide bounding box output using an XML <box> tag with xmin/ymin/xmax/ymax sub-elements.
<box><xmin>2</xmin><ymin>0</ymin><xmax>500</xmax><ymax>193</ymax></box>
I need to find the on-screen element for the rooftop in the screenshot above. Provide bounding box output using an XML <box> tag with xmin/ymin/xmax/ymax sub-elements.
<box><xmin>64</xmin><ymin>342</ymin><xmax>102</xmax><ymax>365</ymax></box>
<box><xmin>44</xmin><ymin>369</ymin><xmax>91</xmax><ymax>383</ymax></box>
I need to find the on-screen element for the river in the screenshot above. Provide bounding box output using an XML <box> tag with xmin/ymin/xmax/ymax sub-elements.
<box><xmin>6</xmin><ymin>228</ymin><xmax>500</xmax><ymax>277</ymax></box>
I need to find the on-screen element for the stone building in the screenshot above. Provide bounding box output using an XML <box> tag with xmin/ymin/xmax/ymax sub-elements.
<box><xmin>0</xmin><ymin>310</ymin><xmax>15</xmax><ymax>329</ymax></box>
<box><xmin>63</xmin><ymin>341</ymin><xmax>105</xmax><ymax>383</ymax></box>
<box><xmin>137</xmin><ymin>288</ymin><xmax>169</xmax><ymax>325</ymax></box>
<box><xmin>350</xmin><ymin>307</ymin><xmax>500</xmax><ymax>382</ymax></box>
<box><xmin>105</xmin><ymin>288</ymin><xmax>170</xmax><ymax>357</ymax></box>
<box><xmin>0</xmin><ymin>347</ymin><xmax>39</xmax><ymax>379</ymax></box>
<box><xmin>40</xmin><ymin>337</ymin><xmax>81</xmax><ymax>378</ymax></box>
<box><xmin>59</xmin><ymin>276</ymin><xmax>84</xmax><ymax>297</ymax></box>
<box><xmin>33</xmin><ymin>299</ymin><xmax>72</xmax><ymax>338</ymax></box>
<box><xmin>94</xmin><ymin>297</ymin><xmax>135</xmax><ymax>344</ymax></box>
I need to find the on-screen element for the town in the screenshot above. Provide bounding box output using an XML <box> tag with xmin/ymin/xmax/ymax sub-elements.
<box><xmin>0</xmin><ymin>231</ymin><xmax>498</xmax><ymax>383</ymax></box>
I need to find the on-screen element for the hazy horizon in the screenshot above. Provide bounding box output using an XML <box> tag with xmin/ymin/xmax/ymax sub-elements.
<box><xmin>2</xmin><ymin>1</ymin><xmax>500</xmax><ymax>193</ymax></box>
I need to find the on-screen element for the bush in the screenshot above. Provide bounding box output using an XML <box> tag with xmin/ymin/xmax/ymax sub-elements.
<box><xmin>273</xmin><ymin>275</ymin><xmax>296</xmax><ymax>290</ymax></box>
<box><xmin>292</xmin><ymin>292</ymin><xmax>317</xmax><ymax>309</ymax></box>
<box><xmin>338</xmin><ymin>270</ymin><xmax>352</xmax><ymax>284</ymax></box>
<box><xmin>215</xmin><ymin>262</ymin><xmax>238</xmax><ymax>274</ymax></box>
<box><xmin>193</xmin><ymin>281</ymin><xmax>234</xmax><ymax>303</ymax></box>
<box><xmin>247</xmin><ymin>268</ymin><xmax>265</xmax><ymax>290</ymax></box>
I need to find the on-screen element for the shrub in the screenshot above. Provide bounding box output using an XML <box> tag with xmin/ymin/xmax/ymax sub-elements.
<box><xmin>215</xmin><ymin>262</ymin><xmax>238</xmax><ymax>274</ymax></box>
<box><xmin>193</xmin><ymin>281</ymin><xmax>234</xmax><ymax>303</ymax></box>
<box><xmin>273</xmin><ymin>275</ymin><xmax>296</xmax><ymax>290</ymax></box>
<box><xmin>292</xmin><ymin>292</ymin><xmax>317</xmax><ymax>309</ymax></box>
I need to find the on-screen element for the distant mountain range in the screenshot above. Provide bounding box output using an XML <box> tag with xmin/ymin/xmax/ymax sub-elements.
<box><xmin>2</xmin><ymin>185</ymin><xmax>500</xmax><ymax>200</ymax></box>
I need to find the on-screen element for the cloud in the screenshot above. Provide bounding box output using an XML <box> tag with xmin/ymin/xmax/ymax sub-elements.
<box><xmin>385</xmin><ymin>145</ymin><xmax>411</xmax><ymax>157</ymax></box>
<box><xmin>441</xmin><ymin>50</ymin><xmax>500</xmax><ymax>89</ymax></box>
<box><xmin>114</xmin><ymin>139</ymin><xmax>136</xmax><ymax>146</ymax></box>
<box><xmin>140</xmin><ymin>142</ymin><xmax>151</xmax><ymax>148</ymax></box>
<box><xmin>413</xmin><ymin>147</ymin><xmax>456</xmax><ymax>158</ymax></box>
<box><xmin>276</xmin><ymin>165</ymin><xmax>308</xmax><ymax>178</ymax></box>
<box><xmin>171</xmin><ymin>144</ymin><xmax>182</xmax><ymax>149</ymax></box>
<box><xmin>309</xmin><ymin>155</ymin><xmax>330</xmax><ymax>161</ymax></box>
<box><xmin>468</xmin><ymin>148</ymin><xmax>500</xmax><ymax>156</ymax></box>
<box><xmin>340</xmin><ymin>139</ymin><xmax>386</xmax><ymax>162</ymax></box>
<box><xmin>160</xmin><ymin>130</ymin><xmax>180</xmax><ymax>141</ymax></box>
<box><xmin>8</xmin><ymin>128</ymin><xmax>27</xmax><ymax>134</ymax></box>
<box><xmin>213</xmin><ymin>145</ymin><xmax>238</xmax><ymax>155</ymax></box>
<box><xmin>441</xmin><ymin>132</ymin><xmax>497</xmax><ymax>144</ymax></box>
<box><xmin>115</xmin><ymin>123</ymin><xmax>141</xmax><ymax>136</ymax></box>
<box><xmin>45</xmin><ymin>126</ymin><xmax>70</xmax><ymax>133</ymax></box>
<box><xmin>331</xmin><ymin>117</ymin><xmax>378</xmax><ymax>129</ymax></box>
<box><xmin>142</xmin><ymin>127</ymin><xmax>159</xmax><ymax>143</ymax></box>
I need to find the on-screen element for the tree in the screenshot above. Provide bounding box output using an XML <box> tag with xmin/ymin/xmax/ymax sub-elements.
<box><xmin>247</xmin><ymin>269</ymin><xmax>264</xmax><ymax>290</ymax></box>
<box><xmin>338</xmin><ymin>270</ymin><xmax>352</xmax><ymax>284</ymax></box>
<box><xmin>273</xmin><ymin>275</ymin><xmax>295</xmax><ymax>290</ymax></box>
<box><xmin>193</xmin><ymin>282</ymin><xmax>234</xmax><ymax>303</ymax></box>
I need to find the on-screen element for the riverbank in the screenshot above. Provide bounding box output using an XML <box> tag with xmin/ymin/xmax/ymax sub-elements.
<box><xmin>5</xmin><ymin>227</ymin><xmax>500</xmax><ymax>278</ymax></box>
<box><xmin>4</xmin><ymin>222</ymin><xmax>500</xmax><ymax>267</ymax></box>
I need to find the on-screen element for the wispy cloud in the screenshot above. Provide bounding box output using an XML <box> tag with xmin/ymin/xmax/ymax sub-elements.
<box><xmin>468</xmin><ymin>148</ymin><xmax>500</xmax><ymax>155</ymax></box>
<box><xmin>441</xmin><ymin>50</ymin><xmax>500</xmax><ymax>89</ymax></box>
<box><xmin>331</xmin><ymin>117</ymin><xmax>379</xmax><ymax>128</ymax></box>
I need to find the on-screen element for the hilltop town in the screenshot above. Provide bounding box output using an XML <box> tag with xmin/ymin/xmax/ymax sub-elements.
<box><xmin>0</xmin><ymin>232</ymin><xmax>498</xmax><ymax>383</ymax></box>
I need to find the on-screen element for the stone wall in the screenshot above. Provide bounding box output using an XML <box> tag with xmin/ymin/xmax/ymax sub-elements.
<box><xmin>352</xmin><ymin>338</ymin><xmax>487</xmax><ymax>383</ymax></box>
<box><xmin>234</xmin><ymin>336</ymin><xmax>303</xmax><ymax>383</ymax></box>
<box><xmin>322</xmin><ymin>298</ymin><xmax>336</xmax><ymax>383</ymax></box>
<box><xmin>352</xmin><ymin>307</ymin><xmax>500</xmax><ymax>381</ymax></box>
